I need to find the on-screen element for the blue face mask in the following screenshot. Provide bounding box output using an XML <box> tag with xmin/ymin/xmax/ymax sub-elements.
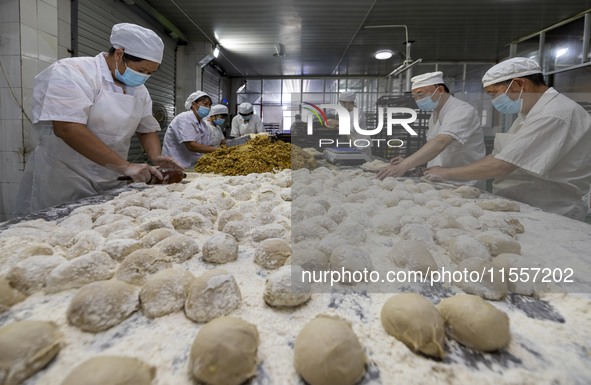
<box><xmin>214</xmin><ymin>118</ymin><xmax>225</xmax><ymax>126</ymax></box>
<box><xmin>115</xmin><ymin>60</ymin><xmax>150</xmax><ymax>87</ymax></box>
<box><xmin>491</xmin><ymin>80</ymin><xmax>523</xmax><ymax>114</ymax></box>
<box><xmin>415</xmin><ymin>87</ymin><xmax>440</xmax><ymax>111</ymax></box>
<box><xmin>195</xmin><ymin>105</ymin><xmax>210</xmax><ymax>118</ymax></box>
<box><xmin>242</xmin><ymin>115</ymin><xmax>252</xmax><ymax>122</ymax></box>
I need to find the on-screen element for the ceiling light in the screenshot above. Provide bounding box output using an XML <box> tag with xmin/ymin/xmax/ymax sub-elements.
<box><xmin>555</xmin><ymin>48</ymin><xmax>568</xmax><ymax>58</ymax></box>
<box><xmin>374</xmin><ymin>50</ymin><xmax>393</xmax><ymax>60</ymax></box>
<box><xmin>213</xmin><ymin>45</ymin><xmax>220</xmax><ymax>58</ymax></box>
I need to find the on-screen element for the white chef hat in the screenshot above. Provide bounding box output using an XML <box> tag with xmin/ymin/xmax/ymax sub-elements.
<box><xmin>110</xmin><ymin>23</ymin><xmax>164</xmax><ymax>63</ymax></box>
<box><xmin>238</xmin><ymin>102</ymin><xmax>254</xmax><ymax>114</ymax></box>
<box><xmin>411</xmin><ymin>71</ymin><xmax>444</xmax><ymax>90</ymax></box>
<box><xmin>184</xmin><ymin>91</ymin><xmax>211</xmax><ymax>110</ymax></box>
<box><xmin>338</xmin><ymin>91</ymin><xmax>356</xmax><ymax>102</ymax></box>
<box><xmin>482</xmin><ymin>57</ymin><xmax>542</xmax><ymax>87</ymax></box>
<box><xmin>209</xmin><ymin>104</ymin><xmax>229</xmax><ymax>116</ymax></box>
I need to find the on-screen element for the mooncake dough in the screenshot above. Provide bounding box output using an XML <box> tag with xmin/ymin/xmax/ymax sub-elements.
<box><xmin>189</xmin><ymin>317</ymin><xmax>259</xmax><ymax>385</ymax></box>
<box><xmin>154</xmin><ymin>234</ymin><xmax>200</xmax><ymax>263</ymax></box>
<box><xmin>7</xmin><ymin>255</ymin><xmax>66</xmax><ymax>295</ymax></box>
<box><xmin>254</xmin><ymin>238</ymin><xmax>292</xmax><ymax>270</ymax></box>
<box><xmin>0</xmin><ymin>320</ymin><xmax>62</xmax><ymax>385</ymax></box>
<box><xmin>381</xmin><ymin>293</ymin><xmax>445</xmax><ymax>358</ymax></box>
<box><xmin>294</xmin><ymin>315</ymin><xmax>366</xmax><ymax>385</ymax></box>
<box><xmin>387</xmin><ymin>240</ymin><xmax>438</xmax><ymax>274</ymax></box>
<box><xmin>0</xmin><ymin>277</ymin><xmax>26</xmax><ymax>313</ymax></box>
<box><xmin>114</xmin><ymin>249</ymin><xmax>173</xmax><ymax>286</ymax></box>
<box><xmin>437</xmin><ymin>294</ymin><xmax>511</xmax><ymax>351</ymax></box>
<box><xmin>202</xmin><ymin>233</ymin><xmax>239</xmax><ymax>264</ymax></box>
<box><xmin>45</xmin><ymin>251</ymin><xmax>117</xmax><ymax>293</ymax></box>
<box><xmin>263</xmin><ymin>265</ymin><xmax>311</xmax><ymax>307</ymax></box>
<box><xmin>185</xmin><ymin>269</ymin><xmax>242</xmax><ymax>323</ymax></box>
<box><xmin>140</xmin><ymin>269</ymin><xmax>195</xmax><ymax>318</ymax></box>
<box><xmin>61</xmin><ymin>356</ymin><xmax>155</xmax><ymax>385</ymax></box>
<box><xmin>67</xmin><ymin>280</ymin><xmax>140</xmax><ymax>332</ymax></box>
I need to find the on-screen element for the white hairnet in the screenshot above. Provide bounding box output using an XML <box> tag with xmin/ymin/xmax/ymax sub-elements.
<box><xmin>184</xmin><ymin>91</ymin><xmax>210</xmax><ymax>111</ymax></box>
<box><xmin>411</xmin><ymin>71</ymin><xmax>445</xmax><ymax>90</ymax></box>
<box><xmin>482</xmin><ymin>57</ymin><xmax>542</xmax><ymax>88</ymax></box>
<box><xmin>110</xmin><ymin>23</ymin><xmax>164</xmax><ymax>63</ymax></box>
<box><xmin>238</xmin><ymin>102</ymin><xmax>254</xmax><ymax>114</ymax></box>
<box><xmin>209</xmin><ymin>104</ymin><xmax>229</xmax><ymax>116</ymax></box>
<box><xmin>338</xmin><ymin>91</ymin><xmax>356</xmax><ymax>102</ymax></box>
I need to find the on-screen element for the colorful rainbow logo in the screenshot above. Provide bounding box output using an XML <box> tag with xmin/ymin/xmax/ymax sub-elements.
<box><xmin>302</xmin><ymin>102</ymin><xmax>329</xmax><ymax>126</ymax></box>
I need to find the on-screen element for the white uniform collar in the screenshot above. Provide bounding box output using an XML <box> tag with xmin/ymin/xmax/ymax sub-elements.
<box><xmin>97</xmin><ymin>53</ymin><xmax>138</xmax><ymax>95</ymax></box>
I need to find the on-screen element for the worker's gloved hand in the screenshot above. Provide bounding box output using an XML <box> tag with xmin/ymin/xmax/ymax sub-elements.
<box><xmin>122</xmin><ymin>163</ymin><xmax>163</xmax><ymax>183</ymax></box>
<box><xmin>152</xmin><ymin>155</ymin><xmax>184</xmax><ymax>171</ymax></box>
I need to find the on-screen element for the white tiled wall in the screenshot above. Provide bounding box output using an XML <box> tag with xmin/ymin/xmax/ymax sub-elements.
<box><xmin>0</xmin><ymin>0</ymin><xmax>68</xmax><ymax>221</ymax></box>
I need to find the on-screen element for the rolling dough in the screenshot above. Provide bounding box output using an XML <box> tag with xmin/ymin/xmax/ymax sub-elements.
<box><xmin>254</xmin><ymin>239</ymin><xmax>292</xmax><ymax>270</ymax></box>
<box><xmin>185</xmin><ymin>269</ymin><xmax>242</xmax><ymax>323</ymax></box>
<box><xmin>115</xmin><ymin>249</ymin><xmax>172</xmax><ymax>286</ymax></box>
<box><xmin>0</xmin><ymin>277</ymin><xmax>26</xmax><ymax>313</ymax></box>
<box><xmin>203</xmin><ymin>233</ymin><xmax>239</xmax><ymax>264</ymax></box>
<box><xmin>437</xmin><ymin>294</ymin><xmax>510</xmax><ymax>351</ymax></box>
<box><xmin>189</xmin><ymin>317</ymin><xmax>258</xmax><ymax>385</ymax></box>
<box><xmin>294</xmin><ymin>315</ymin><xmax>366</xmax><ymax>385</ymax></box>
<box><xmin>45</xmin><ymin>251</ymin><xmax>117</xmax><ymax>294</ymax></box>
<box><xmin>381</xmin><ymin>293</ymin><xmax>445</xmax><ymax>358</ymax></box>
<box><xmin>61</xmin><ymin>356</ymin><xmax>155</xmax><ymax>385</ymax></box>
<box><xmin>140</xmin><ymin>269</ymin><xmax>195</xmax><ymax>318</ymax></box>
<box><xmin>263</xmin><ymin>265</ymin><xmax>311</xmax><ymax>307</ymax></box>
<box><xmin>387</xmin><ymin>240</ymin><xmax>437</xmax><ymax>274</ymax></box>
<box><xmin>0</xmin><ymin>320</ymin><xmax>62</xmax><ymax>385</ymax></box>
<box><xmin>67</xmin><ymin>280</ymin><xmax>140</xmax><ymax>332</ymax></box>
<box><xmin>154</xmin><ymin>234</ymin><xmax>200</xmax><ymax>263</ymax></box>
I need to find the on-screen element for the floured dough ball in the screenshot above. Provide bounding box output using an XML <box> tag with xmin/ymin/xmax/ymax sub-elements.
<box><xmin>371</xmin><ymin>214</ymin><xmax>402</xmax><ymax>235</ymax></box>
<box><xmin>479</xmin><ymin>213</ymin><xmax>524</xmax><ymax>237</ymax></box>
<box><xmin>329</xmin><ymin>245</ymin><xmax>373</xmax><ymax>284</ymax></box>
<box><xmin>65</xmin><ymin>230</ymin><xmax>104</xmax><ymax>259</ymax></box>
<box><xmin>117</xmin><ymin>205</ymin><xmax>149</xmax><ymax>219</ymax></box>
<box><xmin>438</xmin><ymin>294</ymin><xmax>510</xmax><ymax>351</ymax></box>
<box><xmin>93</xmin><ymin>213</ymin><xmax>128</xmax><ymax>227</ymax></box>
<box><xmin>264</xmin><ymin>265</ymin><xmax>311</xmax><ymax>307</ymax></box>
<box><xmin>217</xmin><ymin>210</ymin><xmax>244</xmax><ymax>231</ymax></box>
<box><xmin>454</xmin><ymin>185</ymin><xmax>481</xmax><ymax>199</ymax></box>
<box><xmin>67</xmin><ymin>280</ymin><xmax>140</xmax><ymax>332</ymax></box>
<box><xmin>115</xmin><ymin>249</ymin><xmax>173</xmax><ymax>286</ymax></box>
<box><xmin>94</xmin><ymin>219</ymin><xmax>134</xmax><ymax>238</ymax></box>
<box><xmin>140</xmin><ymin>269</ymin><xmax>194</xmax><ymax>318</ymax></box>
<box><xmin>0</xmin><ymin>277</ymin><xmax>26</xmax><ymax>313</ymax></box>
<box><xmin>171</xmin><ymin>212</ymin><xmax>213</xmax><ymax>232</ymax></box>
<box><xmin>222</xmin><ymin>221</ymin><xmax>251</xmax><ymax>242</ymax></box>
<box><xmin>59</xmin><ymin>212</ymin><xmax>93</xmax><ymax>232</ymax></box>
<box><xmin>250</xmin><ymin>224</ymin><xmax>287</xmax><ymax>242</ymax></box>
<box><xmin>477</xmin><ymin>199</ymin><xmax>520</xmax><ymax>212</ymax></box>
<box><xmin>154</xmin><ymin>234</ymin><xmax>200</xmax><ymax>263</ymax></box>
<box><xmin>426</xmin><ymin>214</ymin><xmax>460</xmax><ymax>229</ymax></box>
<box><xmin>291</xmin><ymin>248</ymin><xmax>329</xmax><ymax>271</ymax></box>
<box><xmin>7</xmin><ymin>255</ymin><xmax>66</xmax><ymax>295</ymax></box>
<box><xmin>185</xmin><ymin>270</ymin><xmax>242</xmax><ymax>323</ymax></box>
<box><xmin>388</xmin><ymin>240</ymin><xmax>438</xmax><ymax>274</ymax></box>
<box><xmin>106</xmin><ymin>228</ymin><xmax>141</xmax><ymax>241</ymax></box>
<box><xmin>492</xmin><ymin>253</ymin><xmax>538</xmax><ymax>296</ymax></box>
<box><xmin>137</xmin><ymin>218</ymin><xmax>174</xmax><ymax>234</ymax></box>
<box><xmin>448</xmin><ymin>235</ymin><xmax>491</xmax><ymax>263</ymax></box>
<box><xmin>254</xmin><ymin>239</ymin><xmax>292</xmax><ymax>269</ymax></box>
<box><xmin>101</xmin><ymin>239</ymin><xmax>142</xmax><ymax>262</ymax></box>
<box><xmin>45</xmin><ymin>251</ymin><xmax>117</xmax><ymax>293</ymax></box>
<box><xmin>476</xmin><ymin>231</ymin><xmax>521</xmax><ymax>256</ymax></box>
<box><xmin>61</xmin><ymin>356</ymin><xmax>155</xmax><ymax>385</ymax></box>
<box><xmin>400</xmin><ymin>223</ymin><xmax>435</xmax><ymax>247</ymax></box>
<box><xmin>0</xmin><ymin>320</ymin><xmax>62</xmax><ymax>385</ymax></box>
<box><xmin>203</xmin><ymin>233</ymin><xmax>239</xmax><ymax>264</ymax></box>
<box><xmin>140</xmin><ymin>228</ymin><xmax>175</xmax><ymax>248</ymax></box>
<box><xmin>189</xmin><ymin>317</ymin><xmax>259</xmax><ymax>385</ymax></box>
<box><xmin>326</xmin><ymin>206</ymin><xmax>348</xmax><ymax>224</ymax></box>
<box><xmin>381</xmin><ymin>293</ymin><xmax>445</xmax><ymax>358</ymax></box>
<box><xmin>294</xmin><ymin>315</ymin><xmax>366</xmax><ymax>385</ymax></box>
<box><xmin>435</xmin><ymin>228</ymin><xmax>464</xmax><ymax>246</ymax></box>
<box><xmin>456</xmin><ymin>258</ymin><xmax>508</xmax><ymax>300</ymax></box>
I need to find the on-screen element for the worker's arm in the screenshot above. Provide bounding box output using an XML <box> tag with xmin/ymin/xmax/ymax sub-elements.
<box><xmin>137</xmin><ymin>131</ymin><xmax>183</xmax><ymax>170</ymax></box>
<box><xmin>230</xmin><ymin>118</ymin><xmax>240</xmax><ymax>138</ymax></box>
<box><xmin>376</xmin><ymin>134</ymin><xmax>455</xmax><ymax>180</ymax></box>
<box><xmin>424</xmin><ymin>154</ymin><xmax>518</xmax><ymax>181</ymax></box>
<box><xmin>183</xmin><ymin>141</ymin><xmax>218</xmax><ymax>154</ymax></box>
<box><xmin>53</xmin><ymin>121</ymin><xmax>160</xmax><ymax>182</ymax></box>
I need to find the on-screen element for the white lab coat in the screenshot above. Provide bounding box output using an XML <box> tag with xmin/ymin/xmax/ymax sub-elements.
<box><xmin>230</xmin><ymin>114</ymin><xmax>264</xmax><ymax>137</ymax></box>
<box><xmin>426</xmin><ymin>96</ymin><xmax>486</xmax><ymax>189</ymax></box>
<box><xmin>204</xmin><ymin>118</ymin><xmax>225</xmax><ymax>147</ymax></box>
<box><xmin>492</xmin><ymin>88</ymin><xmax>591</xmax><ymax>221</ymax></box>
<box><xmin>162</xmin><ymin>111</ymin><xmax>210</xmax><ymax>169</ymax></box>
<box><xmin>14</xmin><ymin>53</ymin><xmax>159</xmax><ymax>216</ymax></box>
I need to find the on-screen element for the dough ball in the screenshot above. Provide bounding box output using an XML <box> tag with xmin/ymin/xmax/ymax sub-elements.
<box><xmin>217</xmin><ymin>210</ymin><xmax>244</xmax><ymax>231</ymax></box>
<box><xmin>479</xmin><ymin>213</ymin><xmax>524</xmax><ymax>237</ymax></box>
<box><xmin>250</xmin><ymin>224</ymin><xmax>287</xmax><ymax>242</ymax></box>
<box><xmin>154</xmin><ymin>234</ymin><xmax>200</xmax><ymax>263</ymax></box>
<box><xmin>190</xmin><ymin>203</ymin><xmax>218</xmax><ymax>224</ymax></box>
<box><xmin>117</xmin><ymin>205</ymin><xmax>149</xmax><ymax>218</ymax></box>
<box><xmin>292</xmin><ymin>223</ymin><xmax>329</xmax><ymax>243</ymax></box>
<box><xmin>106</xmin><ymin>228</ymin><xmax>142</xmax><ymax>242</ymax></box>
<box><xmin>59</xmin><ymin>212</ymin><xmax>93</xmax><ymax>231</ymax></box>
<box><xmin>189</xmin><ymin>317</ymin><xmax>258</xmax><ymax>385</ymax></box>
<box><xmin>455</xmin><ymin>215</ymin><xmax>481</xmax><ymax>232</ymax></box>
<box><xmin>185</xmin><ymin>270</ymin><xmax>242</xmax><ymax>323</ymax></box>
<box><xmin>326</xmin><ymin>206</ymin><xmax>348</xmax><ymax>224</ymax></box>
<box><xmin>67</xmin><ymin>280</ymin><xmax>140</xmax><ymax>332</ymax></box>
<box><xmin>434</xmin><ymin>228</ymin><xmax>464</xmax><ymax>246</ymax></box>
<box><xmin>203</xmin><ymin>233</ymin><xmax>239</xmax><ymax>264</ymax></box>
<box><xmin>454</xmin><ymin>185</ymin><xmax>482</xmax><ymax>199</ymax></box>
<box><xmin>115</xmin><ymin>249</ymin><xmax>173</xmax><ymax>286</ymax></box>
<box><xmin>7</xmin><ymin>255</ymin><xmax>66</xmax><ymax>295</ymax></box>
<box><xmin>335</xmin><ymin>221</ymin><xmax>367</xmax><ymax>244</ymax></box>
<box><xmin>294</xmin><ymin>316</ymin><xmax>366</xmax><ymax>385</ymax></box>
<box><xmin>492</xmin><ymin>253</ymin><xmax>538</xmax><ymax>296</ymax></box>
<box><xmin>448</xmin><ymin>235</ymin><xmax>491</xmax><ymax>263</ymax></box>
<box><xmin>381</xmin><ymin>293</ymin><xmax>445</xmax><ymax>358</ymax></box>
<box><xmin>140</xmin><ymin>228</ymin><xmax>175</xmax><ymax>248</ymax></box>
<box><xmin>94</xmin><ymin>220</ymin><xmax>134</xmax><ymax>238</ymax></box>
<box><xmin>476</xmin><ymin>231</ymin><xmax>521</xmax><ymax>256</ymax></box>
<box><xmin>292</xmin><ymin>248</ymin><xmax>329</xmax><ymax>271</ymax></box>
<box><xmin>65</xmin><ymin>230</ymin><xmax>104</xmax><ymax>259</ymax></box>
<box><xmin>329</xmin><ymin>245</ymin><xmax>373</xmax><ymax>284</ymax></box>
<box><xmin>280</xmin><ymin>188</ymin><xmax>291</xmax><ymax>201</ymax></box>
<box><xmin>0</xmin><ymin>321</ymin><xmax>61</xmax><ymax>384</ymax></box>
<box><xmin>264</xmin><ymin>265</ymin><xmax>311</xmax><ymax>307</ymax></box>
<box><xmin>137</xmin><ymin>218</ymin><xmax>174</xmax><ymax>235</ymax></box>
<box><xmin>477</xmin><ymin>199</ymin><xmax>520</xmax><ymax>212</ymax></box>
<box><xmin>93</xmin><ymin>213</ymin><xmax>128</xmax><ymax>227</ymax></box>
<box><xmin>371</xmin><ymin>214</ymin><xmax>402</xmax><ymax>235</ymax></box>
<box><xmin>437</xmin><ymin>294</ymin><xmax>510</xmax><ymax>351</ymax></box>
<box><xmin>171</xmin><ymin>212</ymin><xmax>213</xmax><ymax>233</ymax></box>
<box><xmin>101</xmin><ymin>239</ymin><xmax>142</xmax><ymax>262</ymax></box>
<box><xmin>456</xmin><ymin>258</ymin><xmax>508</xmax><ymax>300</ymax></box>
<box><xmin>221</xmin><ymin>221</ymin><xmax>251</xmax><ymax>242</ymax></box>
<box><xmin>254</xmin><ymin>239</ymin><xmax>292</xmax><ymax>270</ymax></box>
<box><xmin>61</xmin><ymin>356</ymin><xmax>155</xmax><ymax>385</ymax></box>
<box><xmin>140</xmin><ymin>269</ymin><xmax>195</xmax><ymax>318</ymax></box>
<box><xmin>400</xmin><ymin>223</ymin><xmax>435</xmax><ymax>247</ymax></box>
<box><xmin>0</xmin><ymin>277</ymin><xmax>26</xmax><ymax>313</ymax></box>
<box><xmin>460</xmin><ymin>202</ymin><xmax>484</xmax><ymax>218</ymax></box>
<box><xmin>388</xmin><ymin>240</ymin><xmax>438</xmax><ymax>274</ymax></box>
<box><xmin>426</xmin><ymin>214</ymin><xmax>460</xmax><ymax>229</ymax></box>
<box><xmin>45</xmin><ymin>251</ymin><xmax>117</xmax><ymax>293</ymax></box>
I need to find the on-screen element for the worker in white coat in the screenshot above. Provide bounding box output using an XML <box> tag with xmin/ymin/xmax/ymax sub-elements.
<box><xmin>424</xmin><ymin>57</ymin><xmax>591</xmax><ymax>221</ymax></box>
<box><xmin>376</xmin><ymin>71</ymin><xmax>486</xmax><ymax>189</ymax></box>
<box><xmin>162</xmin><ymin>91</ymin><xmax>217</xmax><ymax>169</ymax></box>
<box><xmin>328</xmin><ymin>91</ymin><xmax>372</xmax><ymax>156</ymax></box>
<box><xmin>230</xmin><ymin>102</ymin><xmax>265</xmax><ymax>137</ymax></box>
<box><xmin>204</xmin><ymin>104</ymin><xmax>229</xmax><ymax>147</ymax></box>
<box><xmin>14</xmin><ymin>23</ymin><xmax>180</xmax><ymax>216</ymax></box>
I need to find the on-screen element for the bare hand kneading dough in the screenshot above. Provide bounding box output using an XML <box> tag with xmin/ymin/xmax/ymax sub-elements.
<box><xmin>437</xmin><ymin>294</ymin><xmax>510</xmax><ymax>351</ymax></box>
<box><xmin>190</xmin><ymin>317</ymin><xmax>258</xmax><ymax>385</ymax></box>
<box><xmin>381</xmin><ymin>293</ymin><xmax>445</xmax><ymax>358</ymax></box>
<box><xmin>294</xmin><ymin>315</ymin><xmax>366</xmax><ymax>385</ymax></box>
<box><xmin>0</xmin><ymin>320</ymin><xmax>62</xmax><ymax>385</ymax></box>
<box><xmin>60</xmin><ymin>356</ymin><xmax>155</xmax><ymax>385</ymax></box>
